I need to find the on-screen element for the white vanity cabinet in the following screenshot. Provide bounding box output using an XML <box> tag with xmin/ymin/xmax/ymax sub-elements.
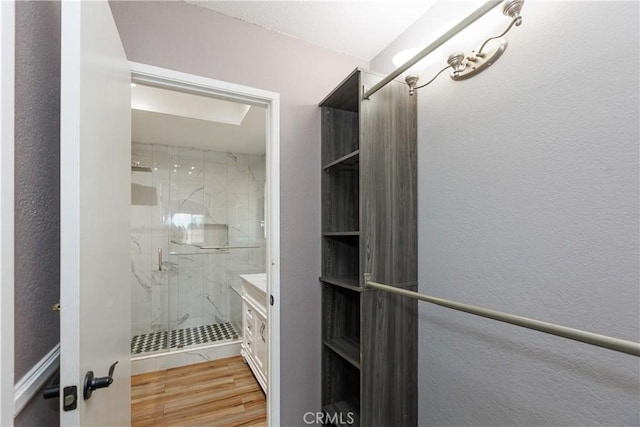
<box><xmin>239</xmin><ymin>274</ymin><xmax>267</xmax><ymax>393</ymax></box>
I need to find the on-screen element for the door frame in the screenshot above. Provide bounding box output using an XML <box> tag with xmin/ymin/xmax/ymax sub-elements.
<box><xmin>0</xmin><ymin>0</ymin><xmax>15</xmax><ymax>424</ymax></box>
<box><xmin>129</xmin><ymin>62</ymin><xmax>281</xmax><ymax>425</ymax></box>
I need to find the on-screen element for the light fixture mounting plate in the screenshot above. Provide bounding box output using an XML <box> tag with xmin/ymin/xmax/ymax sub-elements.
<box><xmin>451</xmin><ymin>39</ymin><xmax>508</xmax><ymax>81</ymax></box>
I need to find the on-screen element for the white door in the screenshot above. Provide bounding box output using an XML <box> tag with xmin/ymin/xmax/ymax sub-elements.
<box><xmin>60</xmin><ymin>1</ymin><xmax>131</xmax><ymax>425</ymax></box>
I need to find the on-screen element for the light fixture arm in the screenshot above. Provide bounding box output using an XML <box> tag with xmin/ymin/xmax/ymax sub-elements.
<box><xmin>405</xmin><ymin>52</ymin><xmax>466</xmax><ymax>95</ymax></box>
<box><xmin>477</xmin><ymin>15</ymin><xmax>522</xmax><ymax>56</ymax></box>
<box><xmin>408</xmin><ymin>65</ymin><xmax>451</xmax><ymax>95</ymax></box>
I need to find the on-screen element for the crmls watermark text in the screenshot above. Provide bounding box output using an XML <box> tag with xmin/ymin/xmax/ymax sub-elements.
<box><xmin>303</xmin><ymin>411</ymin><xmax>355</xmax><ymax>425</ymax></box>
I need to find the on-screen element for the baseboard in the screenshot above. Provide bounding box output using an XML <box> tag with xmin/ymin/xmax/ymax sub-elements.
<box><xmin>14</xmin><ymin>344</ymin><xmax>60</xmax><ymax>416</ymax></box>
<box><xmin>131</xmin><ymin>341</ymin><xmax>241</xmax><ymax>375</ymax></box>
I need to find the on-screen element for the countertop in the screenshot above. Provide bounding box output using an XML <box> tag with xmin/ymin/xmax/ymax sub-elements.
<box><xmin>239</xmin><ymin>273</ymin><xmax>267</xmax><ymax>294</ymax></box>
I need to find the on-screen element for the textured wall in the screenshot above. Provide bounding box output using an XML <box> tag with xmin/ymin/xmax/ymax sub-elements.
<box><xmin>14</xmin><ymin>0</ymin><xmax>61</xmax><ymax>386</ymax></box>
<box><xmin>371</xmin><ymin>1</ymin><xmax>639</xmax><ymax>425</ymax></box>
<box><xmin>14</xmin><ymin>1</ymin><xmax>61</xmax><ymax>425</ymax></box>
<box><xmin>14</xmin><ymin>379</ymin><xmax>59</xmax><ymax>427</ymax></box>
<box><xmin>108</xmin><ymin>2</ymin><xmax>367</xmax><ymax>423</ymax></box>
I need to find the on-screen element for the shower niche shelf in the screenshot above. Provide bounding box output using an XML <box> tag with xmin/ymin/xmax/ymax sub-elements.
<box><xmin>170</xmin><ymin>222</ymin><xmax>229</xmax><ymax>250</ymax></box>
<box><xmin>169</xmin><ymin>221</ymin><xmax>260</xmax><ymax>254</ymax></box>
<box><xmin>319</xmin><ymin>68</ymin><xmax>417</xmax><ymax>426</ymax></box>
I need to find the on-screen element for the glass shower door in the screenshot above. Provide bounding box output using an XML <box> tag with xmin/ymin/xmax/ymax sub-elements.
<box><xmin>130</xmin><ymin>142</ymin><xmax>170</xmax><ymax>355</ymax></box>
<box><xmin>131</xmin><ymin>142</ymin><xmax>264</xmax><ymax>355</ymax></box>
<box><xmin>167</xmin><ymin>146</ymin><xmax>238</xmax><ymax>351</ymax></box>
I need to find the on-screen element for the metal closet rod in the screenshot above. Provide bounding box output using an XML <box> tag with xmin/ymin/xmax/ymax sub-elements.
<box><xmin>365</xmin><ymin>280</ymin><xmax>640</xmax><ymax>357</ymax></box>
<box><xmin>364</xmin><ymin>0</ymin><xmax>503</xmax><ymax>100</ymax></box>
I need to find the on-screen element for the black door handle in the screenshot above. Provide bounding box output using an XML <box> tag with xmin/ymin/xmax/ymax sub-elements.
<box><xmin>83</xmin><ymin>361</ymin><xmax>118</xmax><ymax>400</ymax></box>
<box><xmin>43</xmin><ymin>374</ymin><xmax>60</xmax><ymax>399</ymax></box>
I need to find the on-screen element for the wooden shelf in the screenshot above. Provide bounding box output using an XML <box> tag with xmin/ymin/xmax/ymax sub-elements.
<box><xmin>320</xmin><ymin>276</ymin><xmax>361</xmax><ymax>292</ymax></box>
<box><xmin>318</xmin><ymin>69</ymin><xmax>361</xmax><ymax>112</ymax></box>
<box><xmin>322</xmin><ymin>400</ymin><xmax>361</xmax><ymax>426</ymax></box>
<box><xmin>321</xmin><ymin>68</ymin><xmax>417</xmax><ymax>426</ymax></box>
<box><xmin>323</xmin><ymin>150</ymin><xmax>359</xmax><ymax>171</ymax></box>
<box><xmin>323</xmin><ymin>231</ymin><xmax>359</xmax><ymax>237</ymax></box>
<box><xmin>324</xmin><ymin>337</ymin><xmax>360</xmax><ymax>369</ymax></box>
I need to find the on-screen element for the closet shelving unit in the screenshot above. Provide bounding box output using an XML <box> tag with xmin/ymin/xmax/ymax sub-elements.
<box><xmin>319</xmin><ymin>68</ymin><xmax>418</xmax><ymax>426</ymax></box>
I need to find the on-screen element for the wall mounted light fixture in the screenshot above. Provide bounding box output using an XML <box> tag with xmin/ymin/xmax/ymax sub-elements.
<box><xmin>364</xmin><ymin>0</ymin><xmax>525</xmax><ymax>99</ymax></box>
<box><xmin>404</xmin><ymin>0</ymin><xmax>524</xmax><ymax>95</ymax></box>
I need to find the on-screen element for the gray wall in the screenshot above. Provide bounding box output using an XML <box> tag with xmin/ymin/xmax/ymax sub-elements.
<box><xmin>14</xmin><ymin>1</ymin><xmax>61</xmax><ymax>425</ymax></box>
<box><xmin>371</xmin><ymin>1</ymin><xmax>639</xmax><ymax>425</ymax></box>
<box><xmin>14</xmin><ymin>392</ymin><xmax>58</xmax><ymax>427</ymax></box>
<box><xmin>108</xmin><ymin>2</ymin><xmax>367</xmax><ymax>424</ymax></box>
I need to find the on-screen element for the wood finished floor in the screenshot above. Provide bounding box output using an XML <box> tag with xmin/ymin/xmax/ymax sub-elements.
<box><xmin>131</xmin><ymin>355</ymin><xmax>266</xmax><ymax>427</ymax></box>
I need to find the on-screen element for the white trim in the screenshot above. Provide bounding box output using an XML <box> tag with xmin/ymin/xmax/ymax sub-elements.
<box><xmin>128</xmin><ymin>62</ymin><xmax>281</xmax><ymax>426</ymax></box>
<box><xmin>130</xmin><ymin>62</ymin><xmax>276</xmax><ymax>107</ymax></box>
<box><xmin>266</xmin><ymin>94</ymin><xmax>281</xmax><ymax>427</ymax></box>
<box><xmin>0</xmin><ymin>2</ymin><xmax>15</xmax><ymax>425</ymax></box>
<box><xmin>14</xmin><ymin>345</ymin><xmax>60</xmax><ymax>416</ymax></box>
<box><xmin>131</xmin><ymin>339</ymin><xmax>240</xmax><ymax>362</ymax></box>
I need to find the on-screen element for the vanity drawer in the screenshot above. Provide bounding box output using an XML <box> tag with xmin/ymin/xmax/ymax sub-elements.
<box><xmin>245</xmin><ymin>305</ymin><xmax>255</xmax><ymax>322</ymax></box>
<box><xmin>244</xmin><ymin>317</ymin><xmax>254</xmax><ymax>338</ymax></box>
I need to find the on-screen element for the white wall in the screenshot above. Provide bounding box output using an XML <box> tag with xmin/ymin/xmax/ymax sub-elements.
<box><xmin>109</xmin><ymin>2</ymin><xmax>368</xmax><ymax>423</ymax></box>
<box><xmin>372</xmin><ymin>1</ymin><xmax>639</xmax><ymax>425</ymax></box>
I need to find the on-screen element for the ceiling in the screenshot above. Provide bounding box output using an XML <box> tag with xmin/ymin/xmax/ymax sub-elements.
<box><xmin>132</xmin><ymin>106</ymin><xmax>266</xmax><ymax>155</ymax></box>
<box><xmin>131</xmin><ymin>83</ymin><xmax>266</xmax><ymax>155</ymax></box>
<box><xmin>132</xmin><ymin>84</ymin><xmax>251</xmax><ymax>125</ymax></box>
<box><xmin>132</xmin><ymin>1</ymin><xmax>446</xmax><ymax>154</ymax></box>
<box><xmin>186</xmin><ymin>1</ymin><xmax>439</xmax><ymax>61</ymax></box>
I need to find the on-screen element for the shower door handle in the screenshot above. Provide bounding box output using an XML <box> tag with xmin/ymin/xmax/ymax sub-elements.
<box><xmin>158</xmin><ymin>248</ymin><xmax>163</xmax><ymax>271</ymax></box>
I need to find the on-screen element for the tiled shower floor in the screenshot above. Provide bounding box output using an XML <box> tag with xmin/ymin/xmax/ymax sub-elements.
<box><xmin>131</xmin><ymin>322</ymin><xmax>239</xmax><ymax>355</ymax></box>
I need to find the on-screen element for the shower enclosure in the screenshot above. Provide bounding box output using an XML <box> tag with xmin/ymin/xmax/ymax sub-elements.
<box><xmin>130</xmin><ymin>142</ymin><xmax>266</xmax><ymax>357</ymax></box>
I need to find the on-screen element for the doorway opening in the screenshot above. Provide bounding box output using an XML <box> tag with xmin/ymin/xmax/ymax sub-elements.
<box><xmin>128</xmin><ymin>62</ymin><xmax>280</xmax><ymax>425</ymax></box>
<box><xmin>129</xmin><ymin>87</ymin><xmax>265</xmax><ymax>358</ymax></box>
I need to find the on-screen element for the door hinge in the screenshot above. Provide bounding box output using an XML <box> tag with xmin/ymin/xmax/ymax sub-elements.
<box><xmin>63</xmin><ymin>386</ymin><xmax>77</xmax><ymax>411</ymax></box>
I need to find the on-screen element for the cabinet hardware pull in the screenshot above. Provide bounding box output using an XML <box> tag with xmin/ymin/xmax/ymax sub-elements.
<box><xmin>158</xmin><ymin>248</ymin><xmax>163</xmax><ymax>271</ymax></box>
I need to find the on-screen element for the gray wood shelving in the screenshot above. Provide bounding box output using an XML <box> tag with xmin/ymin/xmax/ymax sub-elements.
<box><xmin>323</xmin><ymin>149</ymin><xmax>359</xmax><ymax>171</ymax></box>
<box><xmin>322</xmin><ymin>399</ymin><xmax>361</xmax><ymax>426</ymax></box>
<box><xmin>324</xmin><ymin>337</ymin><xmax>360</xmax><ymax>368</ymax></box>
<box><xmin>323</xmin><ymin>231</ymin><xmax>359</xmax><ymax>237</ymax></box>
<box><xmin>319</xmin><ymin>276</ymin><xmax>362</xmax><ymax>292</ymax></box>
<box><xmin>320</xmin><ymin>68</ymin><xmax>418</xmax><ymax>426</ymax></box>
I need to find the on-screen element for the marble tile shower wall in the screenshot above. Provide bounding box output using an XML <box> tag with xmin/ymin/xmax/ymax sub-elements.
<box><xmin>131</xmin><ymin>142</ymin><xmax>266</xmax><ymax>339</ymax></box>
